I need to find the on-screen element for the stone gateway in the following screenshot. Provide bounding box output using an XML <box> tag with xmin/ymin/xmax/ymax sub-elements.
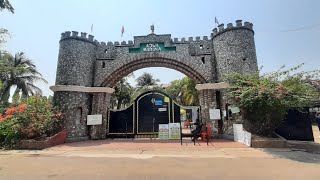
<box><xmin>51</xmin><ymin>20</ymin><xmax>258</xmax><ymax>142</ymax></box>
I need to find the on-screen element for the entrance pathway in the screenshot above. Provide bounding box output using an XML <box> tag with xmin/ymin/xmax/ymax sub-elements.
<box><xmin>0</xmin><ymin>139</ymin><xmax>268</xmax><ymax>159</ymax></box>
<box><xmin>47</xmin><ymin>139</ymin><xmax>248</xmax><ymax>153</ymax></box>
<box><xmin>1</xmin><ymin>139</ymin><xmax>320</xmax><ymax>179</ymax></box>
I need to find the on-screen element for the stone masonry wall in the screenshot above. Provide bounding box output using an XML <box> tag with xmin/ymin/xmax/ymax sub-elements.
<box><xmin>53</xmin><ymin>20</ymin><xmax>258</xmax><ymax>140</ymax></box>
<box><xmin>56</xmin><ymin>32</ymin><xmax>96</xmax><ymax>87</ymax></box>
<box><xmin>94</xmin><ymin>34</ymin><xmax>214</xmax><ymax>87</ymax></box>
<box><xmin>212</xmin><ymin>20</ymin><xmax>258</xmax><ymax>80</ymax></box>
<box><xmin>53</xmin><ymin>92</ymin><xmax>92</xmax><ymax>140</ymax></box>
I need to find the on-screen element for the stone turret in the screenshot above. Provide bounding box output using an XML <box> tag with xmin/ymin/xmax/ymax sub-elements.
<box><xmin>212</xmin><ymin>20</ymin><xmax>258</xmax><ymax>80</ymax></box>
<box><xmin>56</xmin><ymin>31</ymin><xmax>96</xmax><ymax>86</ymax></box>
<box><xmin>53</xmin><ymin>31</ymin><xmax>97</xmax><ymax>141</ymax></box>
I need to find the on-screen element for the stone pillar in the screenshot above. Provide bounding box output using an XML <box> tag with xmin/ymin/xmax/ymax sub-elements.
<box><xmin>199</xmin><ymin>89</ymin><xmax>216</xmax><ymax>122</ymax></box>
<box><xmin>215</xmin><ymin>91</ymin><xmax>224</xmax><ymax>137</ymax></box>
<box><xmin>90</xmin><ymin>92</ymin><xmax>112</xmax><ymax>139</ymax></box>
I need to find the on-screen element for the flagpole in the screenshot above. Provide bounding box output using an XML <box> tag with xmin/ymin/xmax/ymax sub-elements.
<box><xmin>121</xmin><ymin>25</ymin><xmax>124</xmax><ymax>42</ymax></box>
<box><xmin>215</xmin><ymin>17</ymin><xmax>219</xmax><ymax>28</ymax></box>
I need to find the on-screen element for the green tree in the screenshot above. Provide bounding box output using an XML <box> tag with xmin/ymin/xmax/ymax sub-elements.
<box><xmin>224</xmin><ymin>64</ymin><xmax>319</xmax><ymax>136</ymax></box>
<box><xmin>130</xmin><ymin>85</ymin><xmax>164</xmax><ymax>103</ymax></box>
<box><xmin>0</xmin><ymin>0</ymin><xmax>13</xmax><ymax>46</ymax></box>
<box><xmin>165</xmin><ymin>80</ymin><xmax>181</xmax><ymax>99</ymax></box>
<box><xmin>165</xmin><ymin>77</ymin><xmax>199</xmax><ymax>106</ymax></box>
<box><xmin>11</xmin><ymin>88</ymin><xmax>21</xmax><ymax>106</ymax></box>
<box><xmin>180</xmin><ymin>77</ymin><xmax>199</xmax><ymax>106</ymax></box>
<box><xmin>0</xmin><ymin>52</ymin><xmax>47</xmax><ymax>104</ymax></box>
<box><xmin>136</xmin><ymin>72</ymin><xmax>159</xmax><ymax>89</ymax></box>
<box><xmin>112</xmin><ymin>78</ymin><xmax>133</xmax><ymax>109</ymax></box>
<box><xmin>0</xmin><ymin>0</ymin><xmax>14</xmax><ymax>13</ymax></box>
<box><xmin>0</xmin><ymin>28</ymin><xmax>10</xmax><ymax>46</ymax></box>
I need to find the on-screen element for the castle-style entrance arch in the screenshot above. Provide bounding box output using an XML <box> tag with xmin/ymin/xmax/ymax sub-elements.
<box><xmin>51</xmin><ymin>20</ymin><xmax>258</xmax><ymax>142</ymax></box>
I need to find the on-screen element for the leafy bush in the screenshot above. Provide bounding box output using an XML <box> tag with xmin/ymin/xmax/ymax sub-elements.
<box><xmin>224</xmin><ymin>64</ymin><xmax>319</xmax><ymax>136</ymax></box>
<box><xmin>0</xmin><ymin>96</ymin><xmax>64</xmax><ymax>148</ymax></box>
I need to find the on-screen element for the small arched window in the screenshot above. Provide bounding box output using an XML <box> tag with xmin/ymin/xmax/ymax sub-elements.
<box><xmin>102</xmin><ymin>62</ymin><xmax>106</xmax><ymax>69</ymax></box>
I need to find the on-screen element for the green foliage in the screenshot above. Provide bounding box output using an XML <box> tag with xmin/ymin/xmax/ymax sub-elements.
<box><xmin>112</xmin><ymin>78</ymin><xmax>133</xmax><ymax>109</ymax></box>
<box><xmin>136</xmin><ymin>72</ymin><xmax>159</xmax><ymax>88</ymax></box>
<box><xmin>165</xmin><ymin>77</ymin><xmax>199</xmax><ymax>106</ymax></box>
<box><xmin>0</xmin><ymin>0</ymin><xmax>14</xmax><ymax>13</ymax></box>
<box><xmin>130</xmin><ymin>85</ymin><xmax>164</xmax><ymax>103</ymax></box>
<box><xmin>0</xmin><ymin>28</ymin><xmax>10</xmax><ymax>45</ymax></box>
<box><xmin>0</xmin><ymin>52</ymin><xmax>47</xmax><ymax>105</ymax></box>
<box><xmin>224</xmin><ymin>64</ymin><xmax>320</xmax><ymax>135</ymax></box>
<box><xmin>0</xmin><ymin>96</ymin><xmax>64</xmax><ymax>148</ymax></box>
<box><xmin>11</xmin><ymin>88</ymin><xmax>21</xmax><ymax>106</ymax></box>
<box><xmin>0</xmin><ymin>118</ymin><xmax>18</xmax><ymax>148</ymax></box>
<box><xmin>112</xmin><ymin>74</ymin><xmax>199</xmax><ymax>108</ymax></box>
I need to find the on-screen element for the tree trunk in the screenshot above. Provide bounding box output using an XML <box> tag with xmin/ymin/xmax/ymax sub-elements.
<box><xmin>0</xmin><ymin>84</ymin><xmax>11</xmax><ymax>105</ymax></box>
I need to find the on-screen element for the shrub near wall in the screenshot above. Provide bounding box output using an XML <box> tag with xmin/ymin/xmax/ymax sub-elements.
<box><xmin>0</xmin><ymin>96</ymin><xmax>64</xmax><ymax>148</ymax></box>
<box><xmin>225</xmin><ymin>65</ymin><xmax>319</xmax><ymax>136</ymax></box>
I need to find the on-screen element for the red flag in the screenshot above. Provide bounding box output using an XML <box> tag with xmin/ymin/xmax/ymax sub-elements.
<box><xmin>121</xmin><ymin>26</ymin><xmax>124</xmax><ymax>37</ymax></box>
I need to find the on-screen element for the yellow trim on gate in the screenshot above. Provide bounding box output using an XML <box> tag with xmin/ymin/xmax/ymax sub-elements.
<box><xmin>172</xmin><ymin>102</ymin><xmax>175</xmax><ymax>123</ymax></box>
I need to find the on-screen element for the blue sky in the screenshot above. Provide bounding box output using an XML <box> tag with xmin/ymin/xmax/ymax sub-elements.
<box><xmin>1</xmin><ymin>0</ymin><xmax>319</xmax><ymax>96</ymax></box>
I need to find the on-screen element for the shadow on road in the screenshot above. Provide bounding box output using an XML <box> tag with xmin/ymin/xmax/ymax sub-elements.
<box><xmin>262</xmin><ymin>148</ymin><xmax>320</xmax><ymax>164</ymax></box>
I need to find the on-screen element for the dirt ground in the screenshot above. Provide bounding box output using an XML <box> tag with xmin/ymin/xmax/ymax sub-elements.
<box><xmin>0</xmin><ymin>139</ymin><xmax>320</xmax><ymax>180</ymax></box>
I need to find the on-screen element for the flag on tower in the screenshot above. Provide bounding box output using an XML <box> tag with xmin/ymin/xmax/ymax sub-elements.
<box><xmin>215</xmin><ymin>17</ymin><xmax>219</xmax><ymax>26</ymax></box>
<box><xmin>121</xmin><ymin>25</ymin><xmax>125</xmax><ymax>37</ymax></box>
<box><xmin>91</xmin><ymin>24</ymin><xmax>93</xmax><ymax>34</ymax></box>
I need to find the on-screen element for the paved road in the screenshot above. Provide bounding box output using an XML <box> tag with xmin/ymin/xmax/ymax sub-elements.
<box><xmin>1</xmin><ymin>140</ymin><xmax>320</xmax><ymax>180</ymax></box>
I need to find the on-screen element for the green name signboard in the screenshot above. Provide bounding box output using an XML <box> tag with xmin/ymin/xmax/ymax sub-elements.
<box><xmin>129</xmin><ymin>43</ymin><xmax>176</xmax><ymax>53</ymax></box>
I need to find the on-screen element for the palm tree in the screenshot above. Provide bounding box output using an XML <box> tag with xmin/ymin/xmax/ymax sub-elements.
<box><xmin>0</xmin><ymin>0</ymin><xmax>14</xmax><ymax>13</ymax></box>
<box><xmin>0</xmin><ymin>52</ymin><xmax>47</xmax><ymax>104</ymax></box>
<box><xmin>136</xmin><ymin>72</ymin><xmax>159</xmax><ymax>89</ymax></box>
<box><xmin>165</xmin><ymin>77</ymin><xmax>199</xmax><ymax>106</ymax></box>
<box><xmin>113</xmin><ymin>78</ymin><xmax>133</xmax><ymax>109</ymax></box>
<box><xmin>180</xmin><ymin>77</ymin><xmax>199</xmax><ymax>106</ymax></box>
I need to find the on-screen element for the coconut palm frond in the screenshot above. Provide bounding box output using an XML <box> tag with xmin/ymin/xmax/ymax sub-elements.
<box><xmin>0</xmin><ymin>52</ymin><xmax>47</xmax><ymax>103</ymax></box>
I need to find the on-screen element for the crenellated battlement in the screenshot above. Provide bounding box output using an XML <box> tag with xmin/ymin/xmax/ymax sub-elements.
<box><xmin>212</xmin><ymin>20</ymin><xmax>253</xmax><ymax>38</ymax></box>
<box><xmin>60</xmin><ymin>31</ymin><xmax>98</xmax><ymax>45</ymax></box>
<box><xmin>172</xmin><ymin>36</ymin><xmax>209</xmax><ymax>43</ymax></box>
<box><xmin>98</xmin><ymin>40</ymin><xmax>134</xmax><ymax>47</ymax></box>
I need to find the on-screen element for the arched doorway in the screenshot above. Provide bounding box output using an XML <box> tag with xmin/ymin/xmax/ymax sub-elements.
<box><xmin>52</xmin><ymin>20</ymin><xmax>258</xmax><ymax>141</ymax></box>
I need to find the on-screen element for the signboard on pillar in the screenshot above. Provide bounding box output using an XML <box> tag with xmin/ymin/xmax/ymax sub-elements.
<box><xmin>87</xmin><ymin>114</ymin><xmax>102</xmax><ymax>125</ymax></box>
<box><xmin>159</xmin><ymin>124</ymin><xmax>169</xmax><ymax>139</ymax></box>
<box><xmin>209</xmin><ymin>109</ymin><xmax>221</xmax><ymax>120</ymax></box>
<box><xmin>169</xmin><ymin>123</ymin><xmax>181</xmax><ymax>139</ymax></box>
